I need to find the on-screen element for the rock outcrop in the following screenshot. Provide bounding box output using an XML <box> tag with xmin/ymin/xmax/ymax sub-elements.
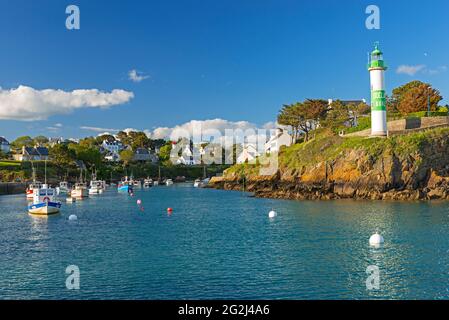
<box><xmin>209</xmin><ymin>128</ymin><xmax>449</xmax><ymax>201</ymax></box>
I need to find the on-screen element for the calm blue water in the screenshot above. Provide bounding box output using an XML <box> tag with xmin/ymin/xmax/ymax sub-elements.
<box><xmin>1</xmin><ymin>184</ymin><xmax>449</xmax><ymax>300</ymax></box>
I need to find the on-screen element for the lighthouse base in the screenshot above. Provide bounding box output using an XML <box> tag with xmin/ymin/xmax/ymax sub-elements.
<box><xmin>371</xmin><ymin>131</ymin><xmax>388</xmax><ymax>137</ymax></box>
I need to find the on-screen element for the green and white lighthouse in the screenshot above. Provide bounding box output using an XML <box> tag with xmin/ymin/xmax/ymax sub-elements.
<box><xmin>368</xmin><ymin>43</ymin><xmax>388</xmax><ymax>136</ymax></box>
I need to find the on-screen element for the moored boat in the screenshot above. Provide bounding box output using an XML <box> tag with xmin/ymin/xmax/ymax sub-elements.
<box><xmin>57</xmin><ymin>181</ymin><xmax>70</xmax><ymax>195</ymax></box>
<box><xmin>89</xmin><ymin>172</ymin><xmax>105</xmax><ymax>195</ymax></box>
<box><xmin>26</xmin><ymin>182</ymin><xmax>43</xmax><ymax>199</ymax></box>
<box><xmin>71</xmin><ymin>182</ymin><xmax>89</xmax><ymax>199</ymax></box>
<box><xmin>165</xmin><ymin>178</ymin><xmax>174</xmax><ymax>186</ymax></box>
<box><xmin>118</xmin><ymin>176</ymin><xmax>133</xmax><ymax>193</ymax></box>
<box><xmin>133</xmin><ymin>179</ymin><xmax>142</xmax><ymax>189</ymax></box>
<box><xmin>143</xmin><ymin>177</ymin><xmax>153</xmax><ymax>188</ymax></box>
<box><xmin>28</xmin><ymin>185</ymin><xmax>61</xmax><ymax>215</ymax></box>
<box><xmin>193</xmin><ymin>179</ymin><xmax>201</xmax><ymax>188</ymax></box>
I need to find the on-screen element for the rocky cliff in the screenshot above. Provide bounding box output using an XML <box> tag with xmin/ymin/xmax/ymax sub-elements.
<box><xmin>209</xmin><ymin>127</ymin><xmax>449</xmax><ymax>200</ymax></box>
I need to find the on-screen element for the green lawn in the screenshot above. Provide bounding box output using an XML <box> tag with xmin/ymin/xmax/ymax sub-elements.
<box><xmin>0</xmin><ymin>161</ymin><xmax>21</xmax><ymax>167</ymax></box>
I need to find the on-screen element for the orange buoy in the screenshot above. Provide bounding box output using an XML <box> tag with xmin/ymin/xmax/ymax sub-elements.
<box><xmin>167</xmin><ymin>207</ymin><xmax>173</xmax><ymax>213</ymax></box>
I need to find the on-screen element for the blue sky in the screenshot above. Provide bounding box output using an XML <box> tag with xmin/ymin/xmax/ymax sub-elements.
<box><xmin>0</xmin><ymin>0</ymin><xmax>448</xmax><ymax>140</ymax></box>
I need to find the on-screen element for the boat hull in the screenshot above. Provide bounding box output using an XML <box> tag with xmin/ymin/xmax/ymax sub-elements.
<box><xmin>89</xmin><ymin>188</ymin><xmax>104</xmax><ymax>195</ymax></box>
<box><xmin>118</xmin><ymin>185</ymin><xmax>131</xmax><ymax>192</ymax></box>
<box><xmin>28</xmin><ymin>202</ymin><xmax>61</xmax><ymax>215</ymax></box>
<box><xmin>71</xmin><ymin>189</ymin><xmax>89</xmax><ymax>199</ymax></box>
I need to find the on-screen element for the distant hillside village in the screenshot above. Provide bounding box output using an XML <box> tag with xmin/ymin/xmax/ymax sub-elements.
<box><xmin>0</xmin><ymin>99</ymin><xmax>370</xmax><ymax>169</ymax></box>
<box><xmin>1</xmin><ymin>80</ymin><xmax>448</xmax><ymax>174</ymax></box>
<box><xmin>0</xmin><ymin>127</ymin><xmax>293</xmax><ymax>167</ymax></box>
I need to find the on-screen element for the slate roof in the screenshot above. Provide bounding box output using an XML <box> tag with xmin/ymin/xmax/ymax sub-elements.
<box><xmin>135</xmin><ymin>148</ymin><xmax>150</xmax><ymax>155</ymax></box>
<box><xmin>0</xmin><ymin>137</ymin><xmax>9</xmax><ymax>144</ymax></box>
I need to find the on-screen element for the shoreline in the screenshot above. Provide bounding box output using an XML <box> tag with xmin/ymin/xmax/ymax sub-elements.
<box><xmin>208</xmin><ymin>177</ymin><xmax>449</xmax><ymax>201</ymax></box>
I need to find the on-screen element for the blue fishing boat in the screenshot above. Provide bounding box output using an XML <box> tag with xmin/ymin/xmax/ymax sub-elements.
<box><xmin>118</xmin><ymin>176</ymin><xmax>133</xmax><ymax>193</ymax></box>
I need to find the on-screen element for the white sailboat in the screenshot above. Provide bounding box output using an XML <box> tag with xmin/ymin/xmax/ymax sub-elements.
<box><xmin>71</xmin><ymin>170</ymin><xmax>89</xmax><ymax>199</ymax></box>
<box><xmin>28</xmin><ymin>161</ymin><xmax>61</xmax><ymax>215</ymax></box>
<box><xmin>89</xmin><ymin>171</ymin><xmax>105</xmax><ymax>195</ymax></box>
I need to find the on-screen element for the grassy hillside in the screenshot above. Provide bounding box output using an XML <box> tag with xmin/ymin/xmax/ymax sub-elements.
<box><xmin>225</xmin><ymin>127</ymin><xmax>449</xmax><ymax>178</ymax></box>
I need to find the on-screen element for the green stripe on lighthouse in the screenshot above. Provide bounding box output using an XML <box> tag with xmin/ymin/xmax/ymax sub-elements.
<box><xmin>371</xmin><ymin>90</ymin><xmax>386</xmax><ymax>111</ymax></box>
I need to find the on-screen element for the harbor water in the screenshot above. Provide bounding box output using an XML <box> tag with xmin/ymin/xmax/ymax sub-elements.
<box><xmin>1</xmin><ymin>184</ymin><xmax>449</xmax><ymax>299</ymax></box>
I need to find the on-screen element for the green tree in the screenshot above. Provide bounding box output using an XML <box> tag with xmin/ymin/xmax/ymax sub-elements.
<box><xmin>95</xmin><ymin>134</ymin><xmax>115</xmax><ymax>145</ymax></box>
<box><xmin>131</xmin><ymin>132</ymin><xmax>150</xmax><ymax>150</ymax></box>
<box><xmin>158</xmin><ymin>143</ymin><xmax>173</xmax><ymax>163</ymax></box>
<box><xmin>11</xmin><ymin>136</ymin><xmax>34</xmax><ymax>149</ymax></box>
<box><xmin>117</xmin><ymin>131</ymin><xmax>131</xmax><ymax>147</ymax></box>
<box><xmin>278</xmin><ymin>99</ymin><xmax>328</xmax><ymax>142</ymax></box>
<box><xmin>33</xmin><ymin>135</ymin><xmax>49</xmax><ymax>146</ymax></box>
<box><xmin>71</xmin><ymin>145</ymin><xmax>102</xmax><ymax>169</ymax></box>
<box><xmin>49</xmin><ymin>144</ymin><xmax>76</xmax><ymax>167</ymax></box>
<box><xmin>324</xmin><ymin>100</ymin><xmax>350</xmax><ymax>130</ymax></box>
<box><xmin>78</xmin><ymin>137</ymin><xmax>97</xmax><ymax>149</ymax></box>
<box><xmin>392</xmin><ymin>81</ymin><xmax>443</xmax><ymax>114</ymax></box>
<box><xmin>120</xmin><ymin>149</ymin><xmax>134</xmax><ymax>167</ymax></box>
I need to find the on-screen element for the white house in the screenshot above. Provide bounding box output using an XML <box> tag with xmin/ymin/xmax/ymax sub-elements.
<box><xmin>176</xmin><ymin>145</ymin><xmax>196</xmax><ymax>165</ymax></box>
<box><xmin>48</xmin><ymin>137</ymin><xmax>65</xmax><ymax>147</ymax></box>
<box><xmin>13</xmin><ymin>146</ymin><xmax>50</xmax><ymax>161</ymax></box>
<box><xmin>104</xmin><ymin>152</ymin><xmax>120</xmax><ymax>162</ymax></box>
<box><xmin>101</xmin><ymin>139</ymin><xmax>124</xmax><ymax>162</ymax></box>
<box><xmin>102</xmin><ymin>140</ymin><xmax>123</xmax><ymax>153</ymax></box>
<box><xmin>264</xmin><ymin>129</ymin><xmax>292</xmax><ymax>154</ymax></box>
<box><xmin>0</xmin><ymin>137</ymin><xmax>10</xmax><ymax>153</ymax></box>
<box><xmin>236</xmin><ymin>143</ymin><xmax>260</xmax><ymax>164</ymax></box>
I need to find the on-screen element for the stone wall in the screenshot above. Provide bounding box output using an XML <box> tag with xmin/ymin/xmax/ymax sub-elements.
<box><xmin>0</xmin><ymin>183</ymin><xmax>27</xmax><ymax>196</ymax></box>
<box><xmin>346</xmin><ymin>116</ymin><xmax>449</xmax><ymax>137</ymax></box>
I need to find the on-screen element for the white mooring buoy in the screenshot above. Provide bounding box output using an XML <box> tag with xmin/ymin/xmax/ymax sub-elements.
<box><xmin>268</xmin><ymin>210</ymin><xmax>277</xmax><ymax>219</ymax></box>
<box><xmin>68</xmin><ymin>214</ymin><xmax>78</xmax><ymax>221</ymax></box>
<box><xmin>369</xmin><ymin>232</ymin><xmax>384</xmax><ymax>246</ymax></box>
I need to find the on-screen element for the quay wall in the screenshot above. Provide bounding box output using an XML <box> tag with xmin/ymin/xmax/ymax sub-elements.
<box><xmin>0</xmin><ymin>183</ymin><xmax>26</xmax><ymax>196</ymax></box>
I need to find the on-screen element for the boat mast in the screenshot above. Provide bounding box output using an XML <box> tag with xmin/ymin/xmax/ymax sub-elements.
<box><xmin>44</xmin><ymin>160</ymin><xmax>47</xmax><ymax>185</ymax></box>
<box><xmin>31</xmin><ymin>161</ymin><xmax>36</xmax><ymax>183</ymax></box>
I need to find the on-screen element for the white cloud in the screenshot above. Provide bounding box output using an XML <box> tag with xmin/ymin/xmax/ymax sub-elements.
<box><xmin>80</xmin><ymin>126</ymin><xmax>120</xmax><ymax>133</ymax></box>
<box><xmin>0</xmin><ymin>85</ymin><xmax>134</xmax><ymax>121</ymax></box>
<box><xmin>426</xmin><ymin>65</ymin><xmax>447</xmax><ymax>75</ymax></box>
<box><xmin>128</xmin><ymin>69</ymin><xmax>150</xmax><ymax>83</ymax></box>
<box><xmin>81</xmin><ymin>119</ymin><xmax>280</xmax><ymax>146</ymax></box>
<box><xmin>396</xmin><ymin>64</ymin><xmax>426</xmax><ymax>76</ymax></box>
<box><xmin>144</xmin><ymin>118</ymin><xmax>279</xmax><ymax>146</ymax></box>
<box><xmin>123</xmin><ymin>128</ymin><xmax>139</xmax><ymax>134</ymax></box>
<box><xmin>80</xmin><ymin>127</ymin><xmax>141</xmax><ymax>137</ymax></box>
<box><xmin>396</xmin><ymin>64</ymin><xmax>448</xmax><ymax>76</ymax></box>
